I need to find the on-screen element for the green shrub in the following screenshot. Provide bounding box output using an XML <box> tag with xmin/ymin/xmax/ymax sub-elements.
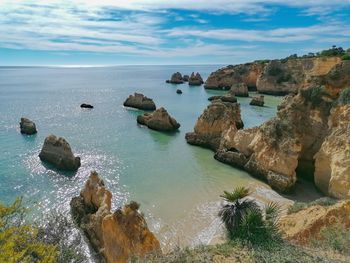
<box><xmin>287</xmin><ymin>197</ymin><xmax>337</xmax><ymax>214</ymax></box>
<box><xmin>300</xmin><ymin>86</ymin><xmax>327</xmax><ymax>107</ymax></box>
<box><xmin>311</xmin><ymin>223</ymin><xmax>350</xmax><ymax>256</ymax></box>
<box><xmin>336</xmin><ymin>87</ymin><xmax>350</xmax><ymax>105</ymax></box>
<box><xmin>341</xmin><ymin>54</ymin><xmax>350</xmax><ymax>60</ymax></box>
<box><xmin>268</xmin><ymin>66</ymin><xmax>283</xmax><ymax>76</ymax></box>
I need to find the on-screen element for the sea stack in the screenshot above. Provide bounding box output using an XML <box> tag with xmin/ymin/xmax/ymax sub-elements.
<box><xmin>39</xmin><ymin>134</ymin><xmax>81</xmax><ymax>171</ymax></box>
<box><xmin>70</xmin><ymin>171</ymin><xmax>160</xmax><ymax>263</ymax></box>
<box><xmin>166</xmin><ymin>72</ymin><xmax>184</xmax><ymax>84</ymax></box>
<box><xmin>188</xmin><ymin>72</ymin><xmax>204</xmax><ymax>86</ymax></box>
<box><xmin>20</xmin><ymin>117</ymin><xmax>37</xmax><ymax>135</ymax></box>
<box><xmin>123</xmin><ymin>93</ymin><xmax>156</xmax><ymax>111</ymax></box>
<box><xmin>137</xmin><ymin>107</ymin><xmax>180</xmax><ymax>131</ymax></box>
<box><xmin>231</xmin><ymin>83</ymin><xmax>249</xmax><ymax>97</ymax></box>
<box><xmin>250</xmin><ymin>95</ymin><xmax>265</xmax><ymax>106</ymax></box>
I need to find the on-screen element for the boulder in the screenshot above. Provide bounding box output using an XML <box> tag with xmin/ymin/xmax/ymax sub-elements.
<box><xmin>183</xmin><ymin>75</ymin><xmax>189</xmax><ymax>82</ymax></box>
<box><xmin>137</xmin><ymin>107</ymin><xmax>180</xmax><ymax>131</ymax></box>
<box><xmin>20</xmin><ymin>117</ymin><xmax>37</xmax><ymax>135</ymax></box>
<box><xmin>188</xmin><ymin>72</ymin><xmax>204</xmax><ymax>86</ymax></box>
<box><xmin>250</xmin><ymin>95</ymin><xmax>264</xmax><ymax>106</ymax></box>
<box><xmin>80</xmin><ymin>103</ymin><xmax>94</xmax><ymax>109</ymax></box>
<box><xmin>123</xmin><ymin>93</ymin><xmax>156</xmax><ymax>111</ymax></box>
<box><xmin>70</xmin><ymin>171</ymin><xmax>160</xmax><ymax>263</ymax></box>
<box><xmin>39</xmin><ymin>134</ymin><xmax>81</xmax><ymax>171</ymax></box>
<box><xmin>230</xmin><ymin>83</ymin><xmax>249</xmax><ymax>97</ymax></box>
<box><xmin>176</xmin><ymin>89</ymin><xmax>182</xmax><ymax>94</ymax></box>
<box><xmin>279</xmin><ymin>200</ymin><xmax>350</xmax><ymax>245</ymax></box>
<box><xmin>185</xmin><ymin>101</ymin><xmax>243</xmax><ymax>150</ymax></box>
<box><xmin>166</xmin><ymin>72</ymin><xmax>184</xmax><ymax>84</ymax></box>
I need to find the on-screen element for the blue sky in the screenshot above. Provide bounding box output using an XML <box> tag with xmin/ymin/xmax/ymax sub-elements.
<box><xmin>0</xmin><ymin>0</ymin><xmax>350</xmax><ymax>66</ymax></box>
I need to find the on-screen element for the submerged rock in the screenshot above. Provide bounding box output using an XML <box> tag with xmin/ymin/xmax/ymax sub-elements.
<box><xmin>188</xmin><ymin>72</ymin><xmax>204</xmax><ymax>86</ymax></box>
<box><xmin>70</xmin><ymin>171</ymin><xmax>160</xmax><ymax>263</ymax></box>
<box><xmin>80</xmin><ymin>103</ymin><xmax>94</xmax><ymax>109</ymax></box>
<box><xmin>166</xmin><ymin>72</ymin><xmax>184</xmax><ymax>84</ymax></box>
<box><xmin>137</xmin><ymin>107</ymin><xmax>180</xmax><ymax>131</ymax></box>
<box><xmin>20</xmin><ymin>117</ymin><xmax>37</xmax><ymax>135</ymax></box>
<box><xmin>176</xmin><ymin>89</ymin><xmax>182</xmax><ymax>94</ymax></box>
<box><xmin>230</xmin><ymin>83</ymin><xmax>249</xmax><ymax>97</ymax></box>
<box><xmin>123</xmin><ymin>93</ymin><xmax>156</xmax><ymax>111</ymax></box>
<box><xmin>185</xmin><ymin>100</ymin><xmax>243</xmax><ymax>150</ymax></box>
<box><xmin>39</xmin><ymin>134</ymin><xmax>80</xmax><ymax>171</ymax></box>
<box><xmin>250</xmin><ymin>95</ymin><xmax>265</xmax><ymax>107</ymax></box>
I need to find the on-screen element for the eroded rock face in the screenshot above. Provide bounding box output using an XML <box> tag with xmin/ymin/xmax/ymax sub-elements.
<box><xmin>71</xmin><ymin>171</ymin><xmax>160</xmax><ymax>263</ymax></box>
<box><xmin>188</xmin><ymin>72</ymin><xmax>204</xmax><ymax>86</ymax></box>
<box><xmin>249</xmin><ymin>95</ymin><xmax>264</xmax><ymax>107</ymax></box>
<box><xmin>185</xmin><ymin>101</ymin><xmax>243</xmax><ymax>150</ymax></box>
<box><xmin>280</xmin><ymin>200</ymin><xmax>350</xmax><ymax>244</ymax></box>
<box><xmin>20</xmin><ymin>117</ymin><xmax>37</xmax><ymax>135</ymax></box>
<box><xmin>204</xmin><ymin>62</ymin><xmax>266</xmax><ymax>90</ymax></box>
<box><xmin>166</xmin><ymin>72</ymin><xmax>184</xmax><ymax>84</ymax></box>
<box><xmin>39</xmin><ymin>134</ymin><xmax>80</xmax><ymax>171</ymax></box>
<box><xmin>230</xmin><ymin>83</ymin><xmax>249</xmax><ymax>97</ymax></box>
<box><xmin>257</xmin><ymin>57</ymin><xmax>341</xmax><ymax>95</ymax></box>
<box><xmin>123</xmin><ymin>93</ymin><xmax>156</xmax><ymax>111</ymax></box>
<box><xmin>314</xmin><ymin>104</ymin><xmax>350</xmax><ymax>199</ymax></box>
<box><xmin>137</xmin><ymin>107</ymin><xmax>180</xmax><ymax>131</ymax></box>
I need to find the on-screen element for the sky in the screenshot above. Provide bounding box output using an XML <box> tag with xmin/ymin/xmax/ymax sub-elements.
<box><xmin>0</xmin><ymin>0</ymin><xmax>350</xmax><ymax>66</ymax></box>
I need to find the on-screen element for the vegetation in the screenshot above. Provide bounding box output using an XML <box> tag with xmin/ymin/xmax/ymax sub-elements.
<box><xmin>287</xmin><ymin>197</ymin><xmax>337</xmax><ymax>214</ymax></box>
<box><xmin>0</xmin><ymin>198</ymin><xmax>86</xmax><ymax>263</ymax></box>
<box><xmin>218</xmin><ymin>187</ymin><xmax>280</xmax><ymax>244</ymax></box>
<box><xmin>336</xmin><ymin>87</ymin><xmax>350</xmax><ymax>105</ymax></box>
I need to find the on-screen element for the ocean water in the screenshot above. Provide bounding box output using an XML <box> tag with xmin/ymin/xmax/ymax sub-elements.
<box><xmin>0</xmin><ymin>65</ymin><xmax>284</xmax><ymax>248</ymax></box>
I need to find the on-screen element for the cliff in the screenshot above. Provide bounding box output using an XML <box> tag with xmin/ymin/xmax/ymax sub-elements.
<box><xmin>204</xmin><ymin>57</ymin><xmax>341</xmax><ymax>95</ymax></box>
<box><xmin>189</xmin><ymin>61</ymin><xmax>350</xmax><ymax>197</ymax></box>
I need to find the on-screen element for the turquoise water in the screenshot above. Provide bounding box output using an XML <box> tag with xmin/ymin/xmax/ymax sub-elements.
<box><xmin>0</xmin><ymin>65</ymin><xmax>282</xmax><ymax>247</ymax></box>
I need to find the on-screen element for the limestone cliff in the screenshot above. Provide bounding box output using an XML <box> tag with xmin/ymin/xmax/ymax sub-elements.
<box><xmin>70</xmin><ymin>171</ymin><xmax>160</xmax><ymax>263</ymax></box>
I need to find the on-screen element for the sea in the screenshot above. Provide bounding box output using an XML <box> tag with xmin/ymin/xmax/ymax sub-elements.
<box><xmin>0</xmin><ymin>65</ymin><xmax>287</xmax><ymax>249</ymax></box>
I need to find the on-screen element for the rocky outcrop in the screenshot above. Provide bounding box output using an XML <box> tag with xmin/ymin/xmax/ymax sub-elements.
<box><xmin>257</xmin><ymin>57</ymin><xmax>341</xmax><ymax>95</ymax></box>
<box><xmin>80</xmin><ymin>103</ymin><xmax>94</xmax><ymax>109</ymax></box>
<box><xmin>188</xmin><ymin>72</ymin><xmax>204</xmax><ymax>86</ymax></box>
<box><xmin>250</xmin><ymin>95</ymin><xmax>264</xmax><ymax>107</ymax></box>
<box><xmin>208</xmin><ymin>93</ymin><xmax>237</xmax><ymax>103</ymax></box>
<box><xmin>20</xmin><ymin>117</ymin><xmax>37</xmax><ymax>135</ymax></box>
<box><xmin>204</xmin><ymin>62</ymin><xmax>266</xmax><ymax>90</ymax></box>
<box><xmin>123</xmin><ymin>93</ymin><xmax>156</xmax><ymax>111</ymax></box>
<box><xmin>166</xmin><ymin>72</ymin><xmax>184</xmax><ymax>84</ymax></box>
<box><xmin>70</xmin><ymin>171</ymin><xmax>160</xmax><ymax>263</ymax></box>
<box><xmin>280</xmin><ymin>200</ymin><xmax>350</xmax><ymax>245</ymax></box>
<box><xmin>183</xmin><ymin>75</ymin><xmax>189</xmax><ymax>82</ymax></box>
<box><xmin>185</xmin><ymin>100</ymin><xmax>243</xmax><ymax>150</ymax></box>
<box><xmin>314</xmin><ymin>104</ymin><xmax>350</xmax><ymax>199</ymax></box>
<box><xmin>230</xmin><ymin>83</ymin><xmax>249</xmax><ymax>97</ymax></box>
<box><xmin>137</xmin><ymin>107</ymin><xmax>180</xmax><ymax>131</ymax></box>
<box><xmin>39</xmin><ymin>134</ymin><xmax>80</xmax><ymax>171</ymax></box>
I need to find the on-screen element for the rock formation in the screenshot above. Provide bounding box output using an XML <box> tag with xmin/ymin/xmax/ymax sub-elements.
<box><xmin>20</xmin><ymin>117</ymin><xmax>37</xmax><ymax>135</ymax></box>
<box><xmin>250</xmin><ymin>95</ymin><xmax>264</xmax><ymax>107</ymax></box>
<box><xmin>183</xmin><ymin>75</ymin><xmax>189</xmax><ymax>82</ymax></box>
<box><xmin>70</xmin><ymin>171</ymin><xmax>160</xmax><ymax>263</ymax></box>
<box><xmin>185</xmin><ymin>100</ymin><xmax>243</xmax><ymax>150</ymax></box>
<box><xmin>80</xmin><ymin>103</ymin><xmax>94</xmax><ymax>109</ymax></box>
<box><xmin>257</xmin><ymin>57</ymin><xmax>341</xmax><ymax>95</ymax></box>
<box><xmin>166</xmin><ymin>72</ymin><xmax>184</xmax><ymax>84</ymax></box>
<box><xmin>280</xmin><ymin>200</ymin><xmax>350</xmax><ymax>245</ymax></box>
<box><xmin>176</xmin><ymin>89</ymin><xmax>182</xmax><ymax>94</ymax></box>
<box><xmin>190</xmin><ymin>61</ymin><xmax>350</xmax><ymax>195</ymax></box>
<box><xmin>204</xmin><ymin>57</ymin><xmax>341</xmax><ymax>95</ymax></box>
<box><xmin>230</xmin><ymin>83</ymin><xmax>249</xmax><ymax>97</ymax></box>
<box><xmin>137</xmin><ymin>107</ymin><xmax>180</xmax><ymax>131</ymax></box>
<box><xmin>123</xmin><ymin>93</ymin><xmax>156</xmax><ymax>111</ymax></box>
<box><xmin>188</xmin><ymin>72</ymin><xmax>204</xmax><ymax>86</ymax></box>
<box><xmin>39</xmin><ymin>134</ymin><xmax>81</xmax><ymax>171</ymax></box>
<box><xmin>208</xmin><ymin>93</ymin><xmax>237</xmax><ymax>103</ymax></box>
<box><xmin>205</xmin><ymin>62</ymin><xmax>266</xmax><ymax>90</ymax></box>
<box><xmin>314</xmin><ymin>103</ymin><xmax>350</xmax><ymax>199</ymax></box>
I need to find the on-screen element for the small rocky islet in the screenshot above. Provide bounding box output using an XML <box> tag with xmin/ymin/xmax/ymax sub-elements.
<box><xmin>20</xmin><ymin>117</ymin><xmax>37</xmax><ymax>135</ymax></box>
<box><xmin>166</xmin><ymin>71</ymin><xmax>204</xmax><ymax>86</ymax></box>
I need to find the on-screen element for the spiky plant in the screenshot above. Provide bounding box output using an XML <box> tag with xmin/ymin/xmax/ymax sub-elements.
<box><xmin>219</xmin><ymin>187</ymin><xmax>259</xmax><ymax>238</ymax></box>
